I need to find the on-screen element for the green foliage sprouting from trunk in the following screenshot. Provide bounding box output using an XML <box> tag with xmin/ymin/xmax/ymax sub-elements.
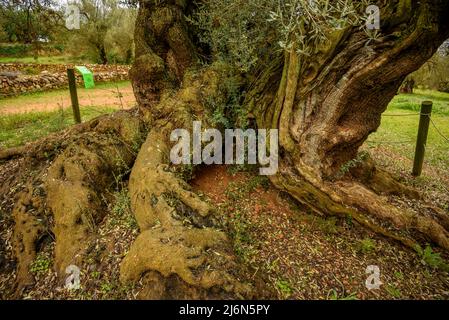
<box><xmin>188</xmin><ymin>0</ymin><xmax>368</xmax><ymax>72</ymax></box>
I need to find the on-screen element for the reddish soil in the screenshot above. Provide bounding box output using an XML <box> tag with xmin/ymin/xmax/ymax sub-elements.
<box><xmin>191</xmin><ymin>165</ymin><xmax>449</xmax><ymax>300</ymax></box>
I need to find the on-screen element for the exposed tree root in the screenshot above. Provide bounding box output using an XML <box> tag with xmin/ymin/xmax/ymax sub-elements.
<box><xmin>120</xmin><ymin>126</ymin><xmax>253</xmax><ymax>298</ymax></box>
<box><xmin>137</xmin><ymin>270</ymin><xmax>239</xmax><ymax>300</ymax></box>
<box><xmin>335</xmin><ymin>181</ymin><xmax>449</xmax><ymax>250</ymax></box>
<box><xmin>127</xmin><ymin>129</ymin><xmax>212</xmax><ymax>230</ymax></box>
<box><xmin>0</xmin><ymin>146</ymin><xmax>26</xmax><ymax>161</ymax></box>
<box><xmin>12</xmin><ymin>185</ymin><xmax>46</xmax><ymax>290</ymax></box>
<box><xmin>272</xmin><ymin>159</ymin><xmax>449</xmax><ymax>253</ymax></box>
<box><xmin>10</xmin><ymin>111</ymin><xmax>146</xmax><ymax>294</ymax></box>
<box><xmin>348</xmin><ymin>156</ymin><xmax>421</xmax><ymax>200</ymax></box>
<box><xmin>121</xmin><ymin>63</ymin><xmax>252</xmax><ymax>297</ymax></box>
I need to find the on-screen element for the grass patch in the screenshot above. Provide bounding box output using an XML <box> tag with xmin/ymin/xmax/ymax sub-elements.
<box><xmin>0</xmin><ymin>106</ymin><xmax>116</xmax><ymax>148</ymax></box>
<box><xmin>367</xmin><ymin>89</ymin><xmax>449</xmax><ymax>171</ymax></box>
<box><xmin>390</xmin><ymin>89</ymin><xmax>449</xmax><ymax>116</ymax></box>
<box><xmin>417</xmin><ymin>245</ymin><xmax>449</xmax><ymax>272</ymax></box>
<box><xmin>0</xmin><ymin>55</ymin><xmax>94</xmax><ymax>64</ymax></box>
<box><xmin>357</xmin><ymin>238</ymin><xmax>376</xmax><ymax>254</ymax></box>
<box><xmin>230</xmin><ymin>211</ymin><xmax>256</xmax><ymax>262</ymax></box>
<box><xmin>328</xmin><ymin>289</ymin><xmax>358</xmax><ymax>300</ymax></box>
<box><xmin>394</xmin><ymin>271</ymin><xmax>404</xmax><ymax>280</ymax></box>
<box><xmin>385</xmin><ymin>284</ymin><xmax>402</xmax><ymax>299</ymax></box>
<box><xmin>110</xmin><ymin>187</ymin><xmax>138</xmax><ymax>230</ymax></box>
<box><xmin>30</xmin><ymin>253</ymin><xmax>51</xmax><ymax>274</ymax></box>
<box><xmin>276</xmin><ymin>279</ymin><xmax>294</xmax><ymax>298</ymax></box>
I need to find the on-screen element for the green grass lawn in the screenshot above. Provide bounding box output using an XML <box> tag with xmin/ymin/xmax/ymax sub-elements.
<box><xmin>0</xmin><ymin>80</ymin><xmax>133</xmax><ymax>148</ymax></box>
<box><xmin>0</xmin><ymin>55</ymin><xmax>94</xmax><ymax>64</ymax></box>
<box><xmin>0</xmin><ymin>106</ymin><xmax>116</xmax><ymax>149</ymax></box>
<box><xmin>367</xmin><ymin>89</ymin><xmax>449</xmax><ymax>171</ymax></box>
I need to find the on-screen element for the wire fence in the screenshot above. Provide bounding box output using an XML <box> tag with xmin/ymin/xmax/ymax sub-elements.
<box><xmin>429</xmin><ymin>117</ymin><xmax>449</xmax><ymax>143</ymax></box>
<box><xmin>81</xmin><ymin>84</ymin><xmax>132</xmax><ymax>111</ymax></box>
<box><xmin>366</xmin><ymin>106</ymin><xmax>449</xmax><ymax>176</ymax></box>
<box><xmin>371</xmin><ymin>111</ymin><xmax>449</xmax><ymax>145</ymax></box>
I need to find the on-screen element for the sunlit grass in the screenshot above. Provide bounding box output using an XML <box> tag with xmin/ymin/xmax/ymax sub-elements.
<box><xmin>388</xmin><ymin>89</ymin><xmax>449</xmax><ymax>116</ymax></box>
<box><xmin>0</xmin><ymin>106</ymin><xmax>116</xmax><ymax>148</ymax></box>
<box><xmin>0</xmin><ymin>55</ymin><xmax>94</xmax><ymax>64</ymax></box>
<box><xmin>367</xmin><ymin>90</ymin><xmax>449</xmax><ymax>171</ymax></box>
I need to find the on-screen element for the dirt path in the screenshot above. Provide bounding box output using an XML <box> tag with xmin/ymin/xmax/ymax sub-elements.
<box><xmin>0</xmin><ymin>82</ymin><xmax>136</xmax><ymax>114</ymax></box>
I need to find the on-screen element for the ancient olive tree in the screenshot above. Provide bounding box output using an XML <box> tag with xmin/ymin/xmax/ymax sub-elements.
<box><xmin>130</xmin><ymin>0</ymin><xmax>449</xmax><ymax>251</ymax></box>
<box><xmin>2</xmin><ymin>0</ymin><xmax>449</xmax><ymax>298</ymax></box>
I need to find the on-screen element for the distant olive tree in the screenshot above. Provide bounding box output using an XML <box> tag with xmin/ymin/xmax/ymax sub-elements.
<box><xmin>0</xmin><ymin>0</ymin><xmax>63</xmax><ymax>43</ymax></box>
<box><xmin>66</xmin><ymin>0</ymin><xmax>136</xmax><ymax>64</ymax></box>
<box><xmin>104</xmin><ymin>6</ymin><xmax>136</xmax><ymax>64</ymax></box>
<box><xmin>409</xmin><ymin>40</ymin><xmax>449</xmax><ymax>92</ymax></box>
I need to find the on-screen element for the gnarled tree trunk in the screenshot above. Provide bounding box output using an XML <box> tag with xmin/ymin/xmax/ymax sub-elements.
<box><xmin>245</xmin><ymin>1</ymin><xmax>449</xmax><ymax>250</ymax></box>
<box><xmin>3</xmin><ymin>0</ymin><xmax>449</xmax><ymax>299</ymax></box>
<box><xmin>129</xmin><ymin>0</ymin><xmax>449</xmax><ymax>257</ymax></box>
<box><xmin>123</xmin><ymin>0</ymin><xmax>449</xmax><ymax>296</ymax></box>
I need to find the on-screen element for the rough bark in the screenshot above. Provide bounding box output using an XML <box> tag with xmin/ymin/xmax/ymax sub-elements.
<box><xmin>9</xmin><ymin>111</ymin><xmax>146</xmax><ymax>295</ymax></box>
<box><xmin>3</xmin><ymin>0</ymin><xmax>449</xmax><ymax>300</ymax></box>
<box><xmin>245</xmin><ymin>0</ymin><xmax>449</xmax><ymax>250</ymax></box>
<box><xmin>111</xmin><ymin>0</ymin><xmax>265</xmax><ymax>298</ymax></box>
<box><xmin>123</xmin><ymin>0</ymin><xmax>449</xmax><ymax>296</ymax></box>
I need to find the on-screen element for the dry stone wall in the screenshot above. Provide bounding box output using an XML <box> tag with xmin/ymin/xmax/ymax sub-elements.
<box><xmin>0</xmin><ymin>63</ymin><xmax>130</xmax><ymax>97</ymax></box>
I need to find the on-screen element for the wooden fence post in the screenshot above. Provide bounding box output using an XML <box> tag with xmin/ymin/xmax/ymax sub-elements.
<box><xmin>412</xmin><ymin>101</ymin><xmax>433</xmax><ymax>177</ymax></box>
<box><xmin>67</xmin><ymin>68</ymin><xmax>81</xmax><ymax>124</ymax></box>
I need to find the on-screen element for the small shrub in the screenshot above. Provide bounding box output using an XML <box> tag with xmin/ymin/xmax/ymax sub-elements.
<box><xmin>386</xmin><ymin>284</ymin><xmax>402</xmax><ymax>299</ymax></box>
<box><xmin>30</xmin><ymin>254</ymin><xmax>51</xmax><ymax>274</ymax></box>
<box><xmin>417</xmin><ymin>245</ymin><xmax>449</xmax><ymax>271</ymax></box>
<box><xmin>111</xmin><ymin>188</ymin><xmax>138</xmax><ymax>229</ymax></box>
<box><xmin>112</xmin><ymin>189</ymin><xmax>131</xmax><ymax>218</ymax></box>
<box><xmin>357</xmin><ymin>238</ymin><xmax>376</xmax><ymax>254</ymax></box>
<box><xmin>0</xmin><ymin>44</ymin><xmax>30</xmax><ymax>57</ymax></box>
<box><xmin>276</xmin><ymin>279</ymin><xmax>294</xmax><ymax>298</ymax></box>
<box><xmin>53</xmin><ymin>44</ymin><xmax>65</xmax><ymax>53</ymax></box>
<box><xmin>338</xmin><ymin>151</ymin><xmax>369</xmax><ymax>175</ymax></box>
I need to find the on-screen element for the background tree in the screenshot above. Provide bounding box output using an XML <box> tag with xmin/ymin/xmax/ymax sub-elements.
<box><xmin>0</xmin><ymin>0</ymin><xmax>137</xmax><ymax>63</ymax></box>
<box><xmin>0</xmin><ymin>0</ymin><xmax>63</xmax><ymax>56</ymax></box>
<box><xmin>66</xmin><ymin>0</ymin><xmax>136</xmax><ymax>64</ymax></box>
<box><xmin>409</xmin><ymin>40</ymin><xmax>449</xmax><ymax>92</ymax></box>
<box><xmin>103</xmin><ymin>5</ymin><xmax>136</xmax><ymax>63</ymax></box>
